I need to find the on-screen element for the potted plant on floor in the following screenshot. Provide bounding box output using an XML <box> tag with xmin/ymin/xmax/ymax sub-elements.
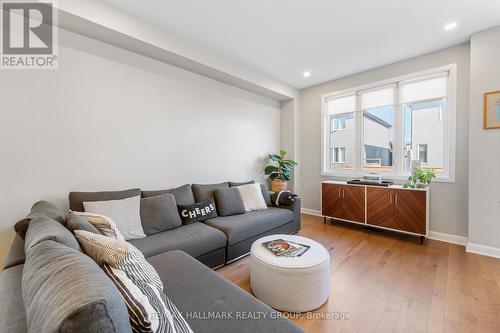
<box><xmin>264</xmin><ymin>150</ymin><xmax>298</xmax><ymax>191</ymax></box>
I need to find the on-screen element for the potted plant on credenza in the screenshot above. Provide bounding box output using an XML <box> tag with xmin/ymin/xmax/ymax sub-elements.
<box><xmin>264</xmin><ymin>150</ymin><xmax>298</xmax><ymax>192</ymax></box>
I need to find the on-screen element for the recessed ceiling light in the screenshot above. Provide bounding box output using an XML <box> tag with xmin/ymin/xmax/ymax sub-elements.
<box><xmin>444</xmin><ymin>22</ymin><xmax>457</xmax><ymax>31</ymax></box>
<box><xmin>303</xmin><ymin>71</ymin><xmax>311</xmax><ymax>78</ymax></box>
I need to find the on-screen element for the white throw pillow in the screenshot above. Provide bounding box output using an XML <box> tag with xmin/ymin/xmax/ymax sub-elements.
<box><xmin>83</xmin><ymin>196</ymin><xmax>146</xmax><ymax>240</ymax></box>
<box><xmin>237</xmin><ymin>183</ymin><xmax>268</xmax><ymax>211</ymax></box>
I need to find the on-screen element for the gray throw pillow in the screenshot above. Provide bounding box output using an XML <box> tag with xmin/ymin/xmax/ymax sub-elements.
<box><xmin>214</xmin><ymin>188</ymin><xmax>246</xmax><ymax>216</ymax></box>
<box><xmin>65</xmin><ymin>212</ymin><xmax>101</xmax><ymax>235</ymax></box>
<box><xmin>22</xmin><ymin>240</ymin><xmax>131</xmax><ymax>333</ymax></box>
<box><xmin>191</xmin><ymin>182</ymin><xmax>229</xmax><ymax>203</ymax></box>
<box><xmin>14</xmin><ymin>201</ymin><xmax>67</xmax><ymax>240</ymax></box>
<box><xmin>140</xmin><ymin>194</ymin><xmax>182</xmax><ymax>235</ymax></box>
<box><xmin>24</xmin><ymin>216</ymin><xmax>82</xmax><ymax>254</ymax></box>
<box><xmin>68</xmin><ymin>188</ymin><xmax>141</xmax><ymax>212</ymax></box>
<box><xmin>177</xmin><ymin>200</ymin><xmax>217</xmax><ymax>225</ymax></box>
<box><xmin>141</xmin><ymin>184</ymin><xmax>195</xmax><ymax>206</ymax></box>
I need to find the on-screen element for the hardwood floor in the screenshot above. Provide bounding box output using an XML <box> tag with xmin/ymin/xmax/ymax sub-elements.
<box><xmin>217</xmin><ymin>214</ymin><xmax>500</xmax><ymax>333</ymax></box>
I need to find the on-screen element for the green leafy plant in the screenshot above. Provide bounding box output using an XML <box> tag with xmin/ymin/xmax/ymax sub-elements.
<box><xmin>264</xmin><ymin>150</ymin><xmax>298</xmax><ymax>181</ymax></box>
<box><xmin>403</xmin><ymin>168</ymin><xmax>436</xmax><ymax>188</ymax></box>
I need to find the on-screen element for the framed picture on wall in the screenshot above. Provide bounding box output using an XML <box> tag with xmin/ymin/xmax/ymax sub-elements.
<box><xmin>484</xmin><ymin>90</ymin><xmax>500</xmax><ymax>129</ymax></box>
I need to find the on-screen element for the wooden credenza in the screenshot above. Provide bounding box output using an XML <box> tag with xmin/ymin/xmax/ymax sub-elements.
<box><xmin>321</xmin><ymin>181</ymin><xmax>429</xmax><ymax>242</ymax></box>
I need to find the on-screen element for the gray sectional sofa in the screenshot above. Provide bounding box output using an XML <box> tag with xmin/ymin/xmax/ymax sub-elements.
<box><xmin>0</xmin><ymin>181</ymin><xmax>303</xmax><ymax>332</ymax></box>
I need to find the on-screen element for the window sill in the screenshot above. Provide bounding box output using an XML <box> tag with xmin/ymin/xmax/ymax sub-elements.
<box><xmin>321</xmin><ymin>172</ymin><xmax>455</xmax><ymax>184</ymax></box>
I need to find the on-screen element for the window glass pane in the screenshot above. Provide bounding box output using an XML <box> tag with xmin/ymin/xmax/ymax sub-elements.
<box><xmin>363</xmin><ymin>106</ymin><xmax>394</xmax><ymax>172</ymax></box>
<box><xmin>327</xmin><ymin>94</ymin><xmax>356</xmax><ymax>115</ymax></box>
<box><xmin>403</xmin><ymin>99</ymin><xmax>445</xmax><ymax>173</ymax></box>
<box><xmin>418</xmin><ymin>144</ymin><xmax>428</xmax><ymax>163</ymax></box>
<box><xmin>399</xmin><ymin>75</ymin><xmax>448</xmax><ymax>104</ymax></box>
<box><xmin>361</xmin><ymin>87</ymin><xmax>394</xmax><ymax>110</ymax></box>
<box><xmin>329</xmin><ymin>113</ymin><xmax>354</xmax><ymax>170</ymax></box>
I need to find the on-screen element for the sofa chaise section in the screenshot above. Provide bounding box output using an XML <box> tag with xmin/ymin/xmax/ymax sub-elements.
<box><xmin>148</xmin><ymin>250</ymin><xmax>305</xmax><ymax>333</ymax></box>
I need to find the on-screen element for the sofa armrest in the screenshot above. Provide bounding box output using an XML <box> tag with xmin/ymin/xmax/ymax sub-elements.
<box><xmin>268</xmin><ymin>193</ymin><xmax>301</xmax><ymax>232</ymax></box>
<box><xmin>3</xmin><ymin>235</ymin><xmax>26</xmax><ymax>270</ymax></box>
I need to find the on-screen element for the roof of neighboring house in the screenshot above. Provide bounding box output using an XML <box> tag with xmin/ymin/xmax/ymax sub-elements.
<box><xmin>364</xmin><ymin>112</ymin><xmax>392</xmax><ymax>128</ymax></box>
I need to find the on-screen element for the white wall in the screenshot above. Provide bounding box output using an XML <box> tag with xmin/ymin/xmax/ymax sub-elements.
<box><xmin>0</xmin><ymin>29</ymin><xmax>281</xmax><ymax>266</ymax></box>
<box><xmin>468</xmin><ymin>26</ymin><xmax>500</xmax><ymax>255</ymax></box>
<box><xmin>299</xmin><ymin>44</ymin><xmax>470</xmax><ymax>238</ymax></box>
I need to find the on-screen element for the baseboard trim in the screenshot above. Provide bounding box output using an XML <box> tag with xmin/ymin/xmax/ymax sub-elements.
<box><xmin>301</xmin><ymin>208</ymin><xmax>322</xmax><ymax>217</ymax></box>
<box><xmin>428</xmin><ymin>231</ymin><xmax>468</xmax><ymax>246</ymax></box>
<box><xmin>466</xmin><ymin>242</ymin><xmax>500</xmax><ymax>259</ymax></box>
<box><xmin>302</xmin><ymin>208</ymin><xmax>469</xmax><ymax>247</ymax></box>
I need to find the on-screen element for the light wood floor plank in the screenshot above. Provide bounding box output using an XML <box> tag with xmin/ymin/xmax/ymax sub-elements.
<box><xmin>217</xmin><ymin>214</ymin><xmax>500</xmax><ymax>333</ymax></box>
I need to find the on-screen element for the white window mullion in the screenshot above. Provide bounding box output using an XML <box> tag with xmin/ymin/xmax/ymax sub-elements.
<box><xmin>354</xmin><ymin>93</ymin><xmax>362</xmax><ymax>174</ymax></box>
<box><xmin>393</xmin><ymin>84</ymin><xmax>404</xmax><ymax>176</ymax></box>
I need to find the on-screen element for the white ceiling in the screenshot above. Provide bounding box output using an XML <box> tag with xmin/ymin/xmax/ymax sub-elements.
<box><xmin>107</xmin><ymin>0</ymin><xmax>500</xmax><ymax>89</ymax></box>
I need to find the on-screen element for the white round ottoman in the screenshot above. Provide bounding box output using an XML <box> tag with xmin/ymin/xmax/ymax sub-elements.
<box><xmin>250</xmin><ymin>234</ymin><xmax>330</xmax><ymax>312</ymax></box>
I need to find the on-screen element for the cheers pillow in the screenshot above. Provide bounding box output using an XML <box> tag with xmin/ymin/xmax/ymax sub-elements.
<box><xmin>177</xmin><ymin>199</ymin><xmax>217</xmax><ymax>225</ymax></box>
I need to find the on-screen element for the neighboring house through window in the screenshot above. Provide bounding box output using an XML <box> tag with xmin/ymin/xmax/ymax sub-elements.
<box><xmin>418</xmin><ymin>144</ymin><xmax>428</xmax><ymax>164</ymax></box>
<box><xmin>333</xmin><ymin>147</ymin><xmax>346</xmax><ymax>163</ymax></box>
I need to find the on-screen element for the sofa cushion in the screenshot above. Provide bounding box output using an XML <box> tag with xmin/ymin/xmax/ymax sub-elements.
<box><xmin>22</xmin><ymin>241</ymin><xmax>131</xmax><ymax>333</ymax></box>
<box><xmin>177</xmin><ymin>199</ymin><xmax>217</xmax><ymax>225</ymax></box>
<box><xmin>65</xmin><ymin>212</ymin><xmax>101</xmax><ymax>234</ymax></box>
<box><xmin>14</xmin><ymin>201</ymin><xmax>67</xmax><ymax>240</ymax></box>
<box><xmin>69</xmin><ymin>188</ymin><xmax>141</xmax><ymax>212</ymax></box>
<box><xmin>147</xmin><ymin>250</ymin><xmax>304</xmax><ymax>333</ymax></box>
<box><xmin>204</xmin><ymin>208</ymin><xmax>293</xmax><ymax>245</ymax></box>
<box><xmin>0</xmin><ymin>264</ymin><xmax>26</xmax><ymax>333</ymax></box>
<box><xmin>3</xmin><ymin>235</ymin><xmax>25</xmax><ymax>269</ymax></box>
<box><xmin>24</xmin><ymin>216</ymin><xmax>82</xmax><ymax>254</ymax></box>
<box><xmin>229</xmin><ymin>180</ymin><xmax>272</xmax><ymax>206</ymax></box>
<box><xmin>214</xmin><ymin>188</ymin><xmax>246</xmax><ymax>216</ymax></box>
<box><xmin>140</xmin><ymin>193</ymin><xmax>182</xmax><ymax>235</ymax></box>
<box><xmin>84</xmin><ymin>196</ymin><xmax>146</xmax><ymax>240</ymax></box>
<box><xmin>128</xmin><ymin>223</ymin><xmax>227</xmax><ymax>259</ymax></box>
<box><xmin>191</xmin><ymin>182</ymin><xmax>229</xmax><ymax>203</ymax></box>
<box><xmin>141</xmin><ymin>184</ymin><xmax>195</xmax><ymax>205</ymax></box>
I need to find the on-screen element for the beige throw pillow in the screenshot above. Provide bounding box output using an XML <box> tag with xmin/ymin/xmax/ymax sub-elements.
<box><xmin>74</xmin><ymin>230</ymin><xmax>193</xmax><ymax>333</ymax></box>
<box><xmin>71</xmin><ymin>211</ymin><xmax>125</xmax><ymax>240</ymax></box>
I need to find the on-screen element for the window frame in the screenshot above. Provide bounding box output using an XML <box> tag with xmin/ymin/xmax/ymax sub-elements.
<box><xmin>321</xmin><ymin>64</ymin><xmax>457</xmax><ymax>183</ymax></box>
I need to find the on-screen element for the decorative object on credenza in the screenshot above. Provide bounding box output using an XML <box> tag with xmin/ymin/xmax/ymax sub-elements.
<box><xmin>264</xmin><ymin>149</ymin><xmax>298</xmax><ymax>192</ymax></box>
<box><xmin>484</xmin><ymin>90</ymin><xmax>500</xmax><ymax>129</ymax></box>
<box><xmin>347</xmin><ymin>179</ymin><xmax>394</xmax><ymax>187</ymax></box>
<box><xmin>403</xmin><ymin>167</ymin><xmax>436</xmax><ymax>189</ymax></box>
<box><xmin>271</xmin><ymin>191</ymin><xmax>297</xmax><ymax>206</ymax></box>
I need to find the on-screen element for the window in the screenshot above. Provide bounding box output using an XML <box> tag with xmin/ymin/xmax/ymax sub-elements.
<box><xmin>321</xmin><ymin>64</ymin><xmax>456</xmax><ymax>181</ymax></box>
<box><xmin>325</xmin><ymin>94</ymin><xmax>355</xmax><ymax>171</ymax></box>
<box><xmin>404</xmin><ymin>99</ymin><xmax>444</xmax><ymax>172</ymax></box>
<box><xmin>333</xmin><ymin>147</ymin><xmax>346</xmax><ymax>163</ymax></box>
<box><xmin>333</xmin><ymin>117</ymin><xmax>346</xmax><ymax>130</ymax></box>
<box><xmin>417</xmin><ymin>144</ymin><xmax>428</xmax><ymax>164</ymax></box>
